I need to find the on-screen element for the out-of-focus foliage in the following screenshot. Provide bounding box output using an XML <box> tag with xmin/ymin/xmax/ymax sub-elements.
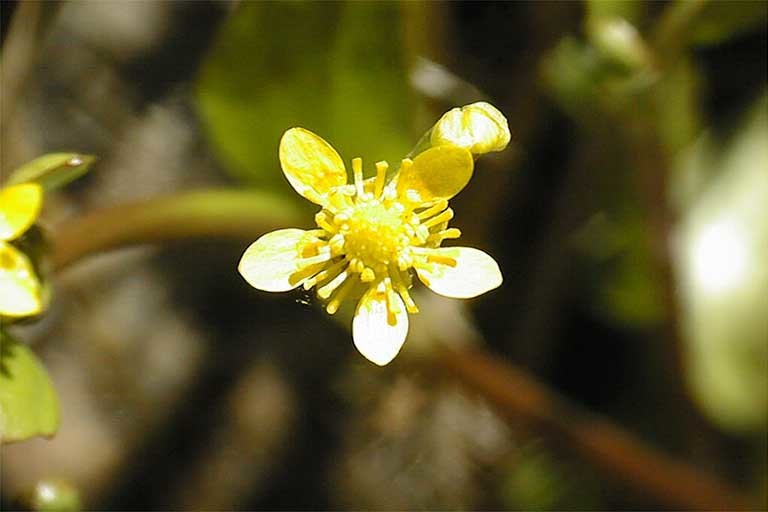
<box><xmin>674</xmin><ymin>94</ymin><xmax>768</xmax><ymax>432</ymax></box>
<box><xmin>688</xmin><ymin>0</ymin><xmax>768</xmax><ymax>46</ymax></box>
<box><xmin>499</xmin><ymin>442</ymin><xmax>602</xmax><ymax>511</ymax></box>
<box><xmin>0</xmin><ymin>332</ymin><xmax>60</xmax><ymax>442</ymax></box>
<box><xmin>29</xmin><ymin>479</ymin><xmax>81</xmax><ymax>512</ymax></box>
<box><xmin>196</xmin><ymin>2</ymin><xmax>413</xmax><ymax>192</ymax></box>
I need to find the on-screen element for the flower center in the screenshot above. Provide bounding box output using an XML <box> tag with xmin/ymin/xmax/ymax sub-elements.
<box><xmin>343</xmin><ymin>199</ymin><xmax>408</xmax><ymax>271</ymax></box>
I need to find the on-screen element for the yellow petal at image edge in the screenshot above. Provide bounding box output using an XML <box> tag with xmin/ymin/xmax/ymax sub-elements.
<box><xmin>279</xmin><ymin>128</ymin><xmax>347</xmax><ymax>204</ymax></box>
<box><xmin>352</xmin><ymin>289</ymin><xmax>409</xmax><ymax>366</ymax></box>
<box><xmin>0</xmin><ymin>242</ymin><xmax>43</xmax><ymax>318</ymax></box>
<box><xmin>417</xmin><ymin>247</ymin><xmax>502</xmax><ymax>299</ymax></box>
<box><xmin>238</xmin><ymin>228</ymin><xmax>316</xmax><ymax>292</ymax></box>
<box><xmin>397</xmin><ymin>146</ymin><xmax>474</xmax><ymax>203</ymax></box>
<box><xmin>0</xmin><ymin>183</ymin><xmax>43</xmax><ymax>241</ymax></box>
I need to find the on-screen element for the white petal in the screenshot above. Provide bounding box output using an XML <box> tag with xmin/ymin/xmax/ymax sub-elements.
<box><xmin>238</xmin><ymin>228</ymin><xmax>321</xmax><ymax>292</ymax></box>
<box><xmin>352</xmin><ymin>288</ymin><xmax>408</xmax><ymax>366</ymax></box>
<box><xmin>417</xmin><ymin>247</ymin><xmax>502</xmax><ymax>299</ymax></box>
<box><xmin>0</xmin><ymin>241</ymin><xmax>43</xmax><ymax>317</ymax></box>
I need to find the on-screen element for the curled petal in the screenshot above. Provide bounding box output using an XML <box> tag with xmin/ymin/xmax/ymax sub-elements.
<box><xmin>416</xmin><ymin>247</ymin><xmax>502</xmax><ymax>299</ymax></box>
<box><xmin>238</xmin><ymin>229</ymin><xmax>323</xmax><ymax>292</ymax></box>
<box><xmin>0</xmin><ymin>183</ymin><xmax>43</xmax><ymax>241</ymax></box>
<box><xmin>431</xmin><ymin>101</ymin><xmax>510</xmax><ymax>155</ymax></box>
<box><xmin>0</xmin><ymin>241</ymin><xmax>44</xmax><ymax>318</ymax></box>
<box><xmin>397</xmin><ymin>145</ymin><xmax>474</xmax><ymax>204</ymax></box>
<box><xmin>279</xmin><ymin>128</ymin><xmax>347</xmax><ymax>204</ymax></box>
<box><xmin>352</xmin><ymin>287</ymin><xmax>408</xmax><ymax>366</ymax></box>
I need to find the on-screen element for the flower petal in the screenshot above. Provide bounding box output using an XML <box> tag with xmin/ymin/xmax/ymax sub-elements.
<box><xmin>0</xmin><ymin>241</ymin><xmax>43</xmax><ymax>318</ymax></box>
<box><xmin>238</xmin><ymin>228</ymin><xmax>322</xmax><ymax>292</ymax></box>
<box><xmin>0</xmin><ymin>183</ymin><xmax>43</xmax><ymax>241</ymax></box>
<box><xmin>279</xmin><ymin>128</ymin><xmax>347</xmax><ymax>204</ymax></box>
<box><xmin>352</xmin><ymin>287</ymin><xmax>408</xmax><ymax>366</ymax></box>
<box><xmin>396</xmin><ymin>145</ymin><xmax>474</xmax><ymax>204</ymax></box>
<box><xmin>416</xmin><ymin>247</ymin><xmax>502</xmax><ymax>299</ymax></box>
<box><xmin>430</xmin><ymin>101</ymin><xmax>510</xmax><ymax>155</ymax></box>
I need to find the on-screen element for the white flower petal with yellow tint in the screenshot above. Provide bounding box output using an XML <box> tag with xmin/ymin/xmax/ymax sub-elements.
<box><xmin>0</xmin><ymin>241</ymin><xmax>43</xmax><ymax>317</ymax></box>
<box><xmin>396</xmin><ymin>145</ymin><xmax>474</xmax><ymax>204</ymax></box>
<box><xmin>0</xmin><ymin>183</ymin><xmax>43</xmax><ymax>241</ymax></box>
<box><xmin>238</xmin><ymin>228</ymin><xmax>322</xmax><ymax>292</ymax></box>
<box><xmin>431</xmin><ymin>101</ymin><xmax>510</xmax><ymax>155</ymax></box>
<box><xmin>416</xmin><ymin>247</ymin><xmax>502</xmax><ymax>299</ymax></box>
<box><xmin>352</xmin><ymin>288</ymin><xmax>409</xmax><ymax>366</ymax></box>
<box><xmin>279</xmin><ymin>128</ymin><xmax>347</xmax><ymax>204</ymax></box>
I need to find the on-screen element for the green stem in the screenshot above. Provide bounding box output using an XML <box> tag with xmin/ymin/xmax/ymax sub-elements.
<box><xmin>651</xmin><ymin>0</ymin><xmax>710</xmax><ymax>66</ymax></box>
<box><xmin>51</xmin><ymin>189</ymin><xmax>302</xmax><ymax>271</ymax></box>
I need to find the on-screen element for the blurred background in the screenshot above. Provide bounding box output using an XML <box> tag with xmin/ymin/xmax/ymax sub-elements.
<box><xmin>1</xmin><ymin>1</ymin><xmax>766</xmax><ymax>510</ymax></box>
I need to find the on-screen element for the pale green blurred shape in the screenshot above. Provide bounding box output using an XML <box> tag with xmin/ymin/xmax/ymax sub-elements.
<box><xmin>0</xmin><ymin>331</ymin><xmax>60</xmax><ymax>442</ymax></box>
<box><xmin>674</xmin><ymin>94</ymin><xmax>768</xmax><ymax>432</ymax></box>
<box><xmin>32</xmin><ymin>479</ymin><xmax>81</xmax><ymax>512</ymax></box>
<box><xmin>196</xmin><ymin>2</ymin><xmax>413</xmax><ymax>194</ymax></box>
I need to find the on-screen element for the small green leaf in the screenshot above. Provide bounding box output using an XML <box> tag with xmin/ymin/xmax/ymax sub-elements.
<box><xmin>6</xmin><ymin>153</ymin><xmax>96</xmax><ymax>191</ymax></box>
<box><xmin>0</xmin><ymin>332</ymin><xmax>60</xmax><ymax>443</ymax></box>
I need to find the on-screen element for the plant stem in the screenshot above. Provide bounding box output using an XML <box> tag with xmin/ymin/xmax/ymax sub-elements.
<box><xmin>437</xmin><ymin>345</ymin><xmax>753</xmax><ymax>511</ymax></box>
<box><xmin>50</xmin><ymin>189</ymin><xmax>303</xmax><ymax>271</ymax></box>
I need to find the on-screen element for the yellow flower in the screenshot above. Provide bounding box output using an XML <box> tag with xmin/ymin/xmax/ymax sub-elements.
<box><xmin>239</xmin><ymin>127</ymin><xmax>503</xmax><ymax>366</ymax></box>
<box><xmin>0</xmin><ymin>183</ymin><xmax>45</xmax><ymax>318</ymax></box>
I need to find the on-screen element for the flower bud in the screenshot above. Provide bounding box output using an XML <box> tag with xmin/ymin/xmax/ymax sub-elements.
<box><xmin>431</xmin><ymin>101</ymin><xmax>510</xmax><ymax>155</ymax></box>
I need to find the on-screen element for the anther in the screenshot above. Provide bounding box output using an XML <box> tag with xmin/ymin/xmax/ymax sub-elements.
<box><xmin>352</xmin><ymin>157</ymin><xmax>365</xmax><ymax>198</ymax></box>
<box><xmin>360</xmin><ymin>267</ymin><xmax>375</xmax><ymax>282</ymax></box>
<box><xmin>315</xmin><ymin>212</ymin><xmax>336</xmax><ymax>233</ymax></box>
<box><xmin>326</xmin><ymin>277</ymin><xmax>355</xmax><ymax>315</ymax></box>
<box><xmin>423</xmin><ymin>208</ymin><xmax>454</xmax><ymax>229</ymax></box>
<box><xmin>374</xmin><ymin>161</ymin><xmax>388</xmax><ymax>198</ymax></box>
<box><xmin>417</xmin><ymin>200</ymin><xmax>449</xmax><ymax>220</ymax></box>
<box><xmin>318</xmin><ymin>270</ymin><xmax>349</xmax><ymax>299</ymax></box>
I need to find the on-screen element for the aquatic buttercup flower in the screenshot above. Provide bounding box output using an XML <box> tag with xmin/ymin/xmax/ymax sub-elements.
<box><xmin>0</xmin><ymin>183</ymin><xmax>44</xmax><ymax>318</ymax></box>
<box><xmin>239</xmin><ymin>116</ymin><xmax>507</xmax><ymax>365</ymax></box>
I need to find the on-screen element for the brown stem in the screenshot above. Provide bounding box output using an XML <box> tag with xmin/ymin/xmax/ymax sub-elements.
<box><xmin>437</xmin><ymin>345</ymin><xmax>754</xmax><ymax>511</ymax></box>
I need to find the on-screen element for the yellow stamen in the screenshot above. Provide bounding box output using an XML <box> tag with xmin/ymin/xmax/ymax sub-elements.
<box><xmin>352</xmin><ymin>157</ymin><xmax>365</xmax><ymax>198</ymax></box>
<box><xmin>417</xmin><ymin>199</ymin><xmax>449</xmax><ymax>220</ymax></box>
<box><xmin>360</xmin><ymin>267</ymin><xmax>376</xmax><ymax>282</ymax></box>
<box><xmin>304</xmin><ymin>259</ymin><xmax>347</xmax><ymax>290</ymax></box>
<box><xmin>374</xmin><ymin>161</ymin><xmax>388</xmax><ymax>198</ymax></box>
<box><xmin>423</xmin><ymin>208</ymin><xmax>454</xmax><ymax>228</ymax></box>
<box><xmin>315</xmin><ymin>212</ymin><xmax>336</xmax><ymax>233</ymax></box>
<box><xmin>326</xmin><ymin>277</ymin><xmax>356</xmax><ymax>314</ymax></box>
<box><xmin>427</xmin><ymin>227</ymin><xmax>461</xmax><ymax>242</ymax></box>
<box><xmin>318</xmin><ymin>270</ymin><xmax>349</xmax><ymax>299</ymax></box>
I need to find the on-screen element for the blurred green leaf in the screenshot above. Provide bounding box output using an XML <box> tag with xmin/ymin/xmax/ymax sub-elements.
<box><xmin>31</xmin><ymin>479</ymin><xmax>82</xmax><ymax>512</ymax></box>
<box><xmin>196</xmin><ymin>2</ymin><xmax>413</xmax><ymax>191</ymax></box>
<box><xmin>689</xmin><ymin>0</ymin><xmax>767</xmax><ymax>46</ymax></box>
<box><xmin>676</xmin><ymin>93</ymin><xmax>768</xmax><ymax>432</ymax></box>
<box><xmin>0</xmin><ymin>331</ymin><xmax>60</xmax><ymax>442</ymax></box>
<box><xmin>586</xmin><ymin>0</ymin><xmax>644</xmax><ymax>25</ymax></box>
<box><xmin>6</xmin><ymin>153</ymin><xmax>96</xmax><ymax>190</ymax></box>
